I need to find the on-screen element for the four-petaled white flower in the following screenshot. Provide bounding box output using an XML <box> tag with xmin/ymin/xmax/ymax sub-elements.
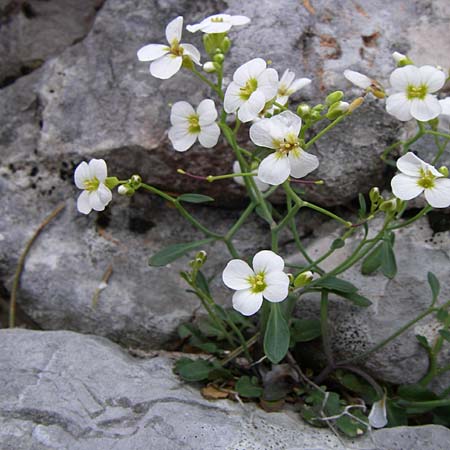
<box><xmin>391</xmin><ymin>152</ymin><xmax>450</xmax><ymax>208</ymax></box>
<box><xmin>386</xmin><ymin>65</ymin><xmax>445</xmax><ymax>121</ymax></box>
<box><xmin>438</xmin><ymin>98</ymin><xmax>450</xmax><ymax>131</ymax></box>
<box><xmin>168</xmin><ymin>99</ymin><xmax>220</xmax><ymax>152</ymax></box>
<box><xmin>74</xmin><ymin>159</ymin><xmax>112</xmax><ymax>215</ymax></box>
<box><xmin>232</xmin><ymin>160</ymin><xmax>269</xmax><ymax>192</ymax></box>
<box><xmin>344</xmin><ymin>70</ymin><xmax>372</xmax><ymax>89</ymax></box>
<box><xmin>187</xmin><ymin>14</ymin><xmax>250</xmax><ymax>34</ymax></box>
<box><xmin>137</xmin><ymin>16</ymin><xmax>201</xmax><ymax>80</ymax></box>
<box><xmin>276</xmin><ymin>69</ymin><xmax>311</xmax><ymax>106</ymax></box>
<box><xmin>224</xmin><ymin>58</ymin><xmax>278</xmax><ymax>122</ymax></box>
<box><xmin>368</xmin><ymin>397</ymin><xmax>388</xmax><ymax>429</ymax></box>
<box><xmin>222</xmin><ymin>250</ymin><xmax>290</xmax><ymax>316</ymax></box>
<box><xmin>250</xmin><ymin>110</ymin><xmax>319</xmax><ymax>185</ymax></box>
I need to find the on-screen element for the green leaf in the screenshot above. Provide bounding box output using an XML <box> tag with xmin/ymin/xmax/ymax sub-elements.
<box><xmin>235</xmin><ymin>376</ymin><xmax>263</xmax><ymax>398</ymax></box>
<box><xmin>428</xmin><ymin>272</ymin><xmax>440</xmax><ymax>303</ymax></box>
<box><xmin>177</xmin><ymin>323</ymin><xmax>200</xmax><ymax>340</ymax></box>
<box><xmin>331</xmin><ymin>238</ymin><xmax>345</xmax><ymax>250</ymax></box>
<box><xmin>175</xmin><ymin>358</ymin><xmax>213</xmax><ymax>382</ymax></box>
<box><xmin>381</xmin><ymin>239</ymin><xmax>397</xmax><ymax>279</ymax></box>
<box><xmin>397</xmin><ymin>384</ymin><xmax>438</xmax><ymax>402</ymax></box>
<box><xmin>177</xmin><ymin>193</ymin><xmax>214</xmax><ymax>203</ymax></box>
<box><xmin>336</xmin><ymin>412</ymin><xmax>368</xmax><ymax>437</ymax></box>
<box><xmin>358</xmin><ymin>193</ymin><xmax>367</xmax><ymax>217</ymax></box>
<box><xmin>149</xmin><ymin>238</ymin><xmax>214</xmax><ymax>266</ymax></box>
<box><xmin>437</xmin><ymin>308</ymin><xmax>449</xmax><ymax>323</ymax></box>
<box><xmin>264</xmin><ymin>303</ymin><xmax>290</xmax><ymax>364</ymax></box>
<box><xmin>290</xmin><ymin>319</ymin><xmax>321</xmax><ymax>343</ymax></box>
<box><xmin>439</xmin><ymin>329</ymin><xmax>450</xmax><ymax>342</ymax></box>
<box><xmin>386</xmin><ymin>399</ymin><xmax>408</xmax><ymax>427</ymax></box>
<box><xmin>336</xmin><ymin>291</ymin><xmax>372</xmax><ymax>307</ymax></box>
<box><xmin>315</xmin><ymin>276</ymin><xmax>358</xmax><ymax>294</ymax></box>
<box><xmin>196</xmin><ymin>270</ymin><xmax>211</xmax><ymax>296</ymax></box>
<box><xmin>361</xmin><ymin>243</ymin><xmax>383</xmax><ymax>275</ymax></box>
<box><xmin>416</xmin><ymin>334</ymin><xmax>430</xmax><ymax>349</ymax></box>
<box><xmin>255</xmin><ymin>201</ymin><xmax>273</xmax><ymax>224</ymax></box>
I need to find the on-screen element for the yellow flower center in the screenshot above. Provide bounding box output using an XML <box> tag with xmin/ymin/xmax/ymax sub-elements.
<box><xmin>417</xmin><ymin>168</ymin><xmax>436</xmax><ymax>189</ymax></box>
<box><xmin>169</xmin><ymin>40</ymin><xmax>184</xmax><ymax>57</ymax></box>
<box><xmin>187</xmin><ymin>114</ymin><xmax>201</xmax><ymax>134</ymax></box>
<box><xmin>273</xmin><ymin>133</ymin><xmax>301</xmax><ymax>157</ymax></box>
<box><xmin>83</xmin><ymin>177</ymin><xmax>100</xmax><ymax>192</ymax></box>
<box><xmin>278</xmin><ymin>84</ymin><xmax>289</xmax><ymax>96</ymax></box>
<box><xmin>248</xmin><ymin>272</ymin><xmax>267</xmax><ymax>293</ymax></box>
<box><xmin>406</xmin><ymin>84</ymin><xmax>428</xmax><ymax>100</ymax></box>
<box><xmin>239</xmin><ymin>78</ymin><xmax>258</xmax><ymax>100</ymax></box>
<box><xmin>211</xmin><ymin>17</ymin><xmax>224</xmax><ymax>22</ymax></box>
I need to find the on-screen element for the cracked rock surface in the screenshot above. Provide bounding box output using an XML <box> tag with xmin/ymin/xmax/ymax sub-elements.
<box><xmin>1</xmin><ymin>329</ymin><xmax>450</xmax><ymax>450</ymax></box>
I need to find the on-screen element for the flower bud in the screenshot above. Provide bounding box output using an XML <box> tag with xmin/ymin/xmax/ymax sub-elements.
<box><xmin>369</xmin><ymin>187</ymin><xmax>381</xmax><ymax>204</ymax></box>
<box><xmin>296</xmin><ymin>103</ymin><xmax>311</xmax><ymax>119</ymax></box>
<box><xmin>221</xmin><ymin>37</ymin><xmax>231</xmax><ymax>54</ymax></box>
<box><xmin>310</xmin><ymin>110</ymin><xmax>322</xmax><ymax>121</ymax></box>
<box><xmin>379</xmin><ymin>199</ymin><xmax>397</xmax><ymax>212</ymax></box>
<box><xmin>130</xmin><ymin>174</ymin><xmax>142</xmax><ymax>189</ymax></box>
<box><xmin>213</xmin><ymin>53</ymin><xmax>224</xmax><ymax>63</ymax></box>
<box><xmin>326</xmin><ymin>101</ymin><xmax>349</xmax><ymax>120</ymax></box>
<box><xmin>118</xmin><ymin>185</ymin><xmax>134</xmax><ymax>196</ymax></box>
<box><xmin>348</xmin><ymin>97</ymin><xmax>364</xmax><ymax>112</ymax></box>
<box><xmin>325</xmin><ymin>91</ymin><xmax>344</xmax><ymax>105</ymax></box>
<box><xmin>439</xmin><ymin>166</ymin><xmax>449</xmax><ymax>177</ymax></box>
<box><xmin>312</xmin><ymin>103</ymin><xmax>325</xmax><ymax>112</ymax></box>
<box><xmin>294</xmin><ymin>271</ymin><xmax>314</xmax><ymax>288</ymax></box>
<box><xmin>203</xmin><ymin>61</ymin><xmax>216</xmax><ymax>73</ymax></box>
<box><xmin>392</xmin><ymin>51</ymin><xmax>413</xmax><ymax>67</ymax></box>
<box><xmin>196</xmin><ymin>250</ymin><xmax>208</xmax><ymax>264</ymax></box>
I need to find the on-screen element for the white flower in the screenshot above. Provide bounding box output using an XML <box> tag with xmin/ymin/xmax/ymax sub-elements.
<box><xmin>222</xmin><ymin>250</ymin><xmax>289</xmax><ymax>316</ymax></box>
<box><xmin>386</xmin><ymin>65</ymin><xmax>445</xmax><ymax>121</ymax></box>
<box><xmin>344</xmin><ymin>70</ymin><xmax>372</xmax><ymax>89</ymax></box>
<box><xmin>74</xmin><ymin>159</ymin><xmax>112</xmax><ymax>215</ymax></box>
<box><xmin>224</xmin><ymin>58</ymin><xmax>278</xmax><ymax>122</ymax></box>
<box><xmin>168</xmin><ymin>99</ymin><xmax>220</xmax><ymax>152</ymax></box>
<box><xmin>232</xmin><ymin>160</ymin><xmax>269</xmax><ymax>192</ymax></box>
<box><xmin>392</xmin><ymin>51</ymin><xmax>407</xmax><ymax>63</ymax></box>
<box><xmin>137</xmin><ymin>16</ymin><xmax>201</xmax><ymax>80</ymax></box>
<box><xmin>250</xmin><ymin>110</ymin><xmax>319</xmax><ymax>185</ymax></box>
<box><xmin>391</xmin><ymin>152</ymin><xmax>450</xmax><ymax>208</ymax></box>
<box><xmin>276</xmin><ymin>69</ymin><xmax>311</xmax><ymax>105</ymax></box>
<box><xmin>187</xmin><ymin>14</ymin><xmax>250</xmax><ymax>34</ymax></box>
<box><xmin>368</xmin><ymin>397</ymin><xmax>388</xmax><ymax>429</ymax></box>
<box><xmin>438</xmin><ymin>98</ymin><xmax>450</xmax><ymax>130</ymax></box>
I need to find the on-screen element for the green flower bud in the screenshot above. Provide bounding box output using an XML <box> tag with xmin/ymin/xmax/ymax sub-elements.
<box><xmin>129</xmin><ymin>174</ymin><xmax>142</xmax><ymax>189</ymax></box>
<box><xmin>296</xmin><ymin>103</ymin><xmax>311</xmax><ymax>119</ymax></box>
<box><xmin>379</xmin><ymin>199</ymin><xmax>397</xmax><ymax>212</ymax></box>
<box><xmin>118</xmin><ymin>185</ymin><xmax>134</xmax><ymax>196</ymax></box>
<box><xmin>312</xmin><ymin>103</ymin><xmax>325</xmax><ymax>112</ymax></box>
<box><xmin>294</xmin><ymin>271</ymin><xmax>314</xmax><ymax>288</ymax></box>
<box><xmin>310</xmin><ymin>110</ymin><xmax>322</xmax><ymax>121</ymax></box>
<box><xmin>392</xmin><ymin>51</ymin><xmax>413</xmax><ymax>67</ymax></box>
<box><xmin>439</xmin><ymin>166</ymin><xmax>449</xmax><ymax>177</ymax></box>
<box><xmin>221</xmin><ymin>36</ymin><xmax>231</xmax><ymax>53</ymax></box>
<box><xmin>203</xmin><ymin>61</ymin><xmax>216</xmax><ymax>73</ymax></box>
<box><xmin>213</xmin><ymin>53</ymin><xmax>224</xmax><ymax>63</ymax></box>
<box><xmin>369</xmin><ymin>187</ymin><xmax>381</xmax><ymax>204</ymax></box>
<box><xmin>325</xmin><ymin>91</ymin><xmax>344</xmax><ymax>105</ymax></box>
<box><xmin>326</xmin><ymin>101</ymin><xmax>349</xmax><ymax>120</ymax></box>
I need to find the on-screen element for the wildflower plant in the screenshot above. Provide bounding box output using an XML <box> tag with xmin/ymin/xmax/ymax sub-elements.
<box><xmin>75</xmin><ymin>14</ymin><xmax>450</xmax><ymax>438</ymax></box>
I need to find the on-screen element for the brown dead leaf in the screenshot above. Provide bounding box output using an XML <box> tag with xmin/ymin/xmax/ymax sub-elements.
<box><xmin>303</xmin><ymin>0</ymin><xmax>315</xmax><ymax>15</ymax></box>
<box><xmin>201</xmin><ymin>385</ymin><xmax>229</xmax><ymax>400</ymax></box>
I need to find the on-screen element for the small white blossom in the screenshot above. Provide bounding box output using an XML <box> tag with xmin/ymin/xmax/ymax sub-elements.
<box><xmin>137</xmin><ymin>16</ymin><xmax>200</xmax><ymax>80</ymax></box>
<box><xmin>392</xmin><ymin>51</ymin><xmax>407</xmax><ymax>63</ymax></box>
<box><xmin>222</xmin><ymin>250</ymin><xmax>289</xmax><ymax>316</ymax></box>
<box><xmin>386</xmin><ymin>65</ymin><xmax>445</xmax><ymax>121</ymax></box>
<box><xmin>438</xmin><ymin>98</ymin><xmax>450</xmax><ymax>130</ymax></box>
<box><xmin>368</xmin><ymin>397</ymin><xmax>388</xmax><ymax>429</ymax></box>
<box><xmin>232</xmin><ymin>160</ymin><xmax>269</xmax><ymax>192</ymax></box>
<box><xmin>224</xmin><ymin>58</ymin><xmax>278</xmax><ymax>122</ymax></box>
<box><xmin>74</xmin><ymin>159</ymin><xmax>112</xmax><ymax>215</ymax></box>
<box><xmin>344</xmin><ymin>70</ymin><xmax>372</xmax><ymax>89</ymax></box>
<box><xmin>391</xmin><ymin>152</ymin><xmax>450</xmax><ymax>208</ymax></box>
<box><xmin>187</xmin><ymin>14</ymin><xmax>250</xmax><ymax>34</ymax></box>
<box><xmin>250</xmin><ymin>110</ymin><xmax>319</xmax><ymax>185</ymax></box>
<box><xmin>168</xmin><ymin>99</ymin><xmax>220</xmax><ymax>152</ymax></box>
<box><xmin>276</xmin><ymin>69</ymin><xmax>311</xmax><ymax>106</ymax></box>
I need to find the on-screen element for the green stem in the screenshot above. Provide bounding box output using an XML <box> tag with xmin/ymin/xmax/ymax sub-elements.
<box><xmin>273</xmin><ymin>101</ymin><xmax>288</xmax><ymax>111</ymax></box>
<box><xmin>398</xmin><ymin>399</ymin><xmax>450</xmax><ymax>408</ymax></box>
<box><xmin>320</xmin><ymin>290</ymin><xmax>333</xmax><ymax>365</ymax></box>
<box><xmin>425</xmin><ymin>130</ymin><xmax>450</xmax><ymax>140</ymax></box>
<box><xmin>191</xmin><ymin>66</ymin><xmax>224</xmax><ymax>100</ymax></box>
<box><xmin>304</xmin><ymin>113</ymin><xmax>349</xmax><ymax>150</ymax></box>
<box><xmin>225</xmin><ymin>202</ymin><xmax>256</xmax><ymax>240</ymax></box>
<box><xmin>389</xmin><ymin>206</ymin><xmax>432</xmax><ymax>230</ymax></box>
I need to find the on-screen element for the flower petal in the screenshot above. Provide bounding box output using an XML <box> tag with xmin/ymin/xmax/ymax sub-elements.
<box><xmin>263</xmin><ymin>271</ymin><xmax>290</xmax><ymax>303</ymax></box>
<box><xmin>288</xmin><ymin>150</ymin><xmax>319</xmax><ymax>179</ymax></box>
<box><xmin>279</xmin><ymin>69</ymin><xmax>295</xmax><ymax>88</ymax></box>
<box><xmin>224</xmin><ymin>81</ymin><xmax>243</xmax><ymax>113</ymax></box>
<box><xmin>170</xmin><ymin>101</ymin><xmax>195</xmax><ymax>126</ymax></box>
<box><xmin>168</xmin><ymin>125</ymin><xmax>197</xmax><ymax>152</ymax></box>
<box><xmin>368</xmin><ymin>399</ymin><xmax>388</xmax><ymax>429</ymax></box>
<box><xmin>230</xmin><ymin>15</ymin><xmax>250</xmax><ymax>26</ymax></box>
<box><xmin>258</xmin><ymin>153</ymin><xmax>290</xmax><ymax>185</ymax></box>
<box><xmin>386</xmin><ymin>92</ymin><xmax>413</xmax><ymax>121</ymax></box>
<box><xmin>182</xmin><ymin>43</ymin><xmax>201</xmax><ymax>65</ymax></box>
<box><xmin>201</xmin><ymin>21</ymin><xmax>232</xmax><ymax>33</ymax></box>
<box><xmin>77</xmin><ymin>190</ymin><xmax>91</xmax><ymax>214</ymax></box>
<box><xmin>89</xmin><ymin>190</ymin><xmax>107</xmax><ymax>211</ymax></box>
<box><xmin>343</xmin><ymin>70</ymin><xmax>371</xmax><ymax>89</ymax></box>
<box><xmin>165</xmin><ymin>16</ymin><xmax>183</xmax><ymax>45</ymax></box>
<box><xmin>197</xmin><ymin>99</ymin><xmax>217</xmax><ymax>125</ymax></box>
<box><xmin>288</xmin><ymin>77</ymin><xmax>311</xmax><ymax>93</ymax></box>
<box><xmin>96</xmin><ymin>183</ymin><xmax>112</xmax><ymax>206</ymax></box>
<box><xmin>390</xmin><ymin>65</ymin><xmax>420</xmax><ymax>91</ymax></box>
<box><xmin>137</xmin><ymin>44</ymin><xmax>169</xmax><ymax>62</ymax></box>
<box><xmin>424</xmin><ymin>178</ymin><xmax>450</xmax><ymax>208</ymax></box>
<box><xmin>271</xmin><ymin>110</ymin><xmax>302</xmax><ymax>136</ymax></box>
<box><xmin>391</xmin><ymin>173</ymin><xmax>424</xmax><ymax>200</ymax></box>
<box><xmin>88</xmin><ymin>159</ymin><xmax>107</xmax><ymax>182</ymax></box>
<box><xmin>249</xmin><ymin>118</ymin><xmax>276</xmax><ymax>148</ymax></box>
<box><xmin>440</xmin><ymin>98</ymin><xmax>450</xmax><ymax>116</ymax></box>
<box><xmin>253</xmin><ymin>250</ymin><xmax>285</xmax><ymax>274</ymax></box>
<box><xmin>419</xmin><ymin>65</ymin><xmax>446</xmax><ymax>93</ymax></box>
<box><xmin>222</xmin><ymin>259</ymin><xmax>254</xmax><ymax>290</ymax></box>
<box><xmin>257</xmin><ymin>68</ymin><xmax>279</xmax><ymax>100</ymax></box>
<box><xmin>232</xmin><ymin>289</ymin><xmax>263</xmax><ymax>316</ymax></box>
<box><xmin>74</xmin><ymin>161</ymin><xmax>90</xmax><ymax>189</ymax></box>
<box><xmin>410</xmin><ymin>95</ymin><xmax>441</xmax><ymax>122</ymax></box>
<box><xmin>198</xmin><ymin>123</ymin><xmax>220</xmax><ymax>148</ymax></box>
<box><xmin>396</xmin><ymin>152</ymin><xmax>425</xmax><ymax>176</ymax></box>
<box><xmin>233</xmin><ymin>58</ymin><xmax>266</xmax><ymax>85</ymax></box>
<box><xmin>150</xmin><ymin>54</ymin><xmax>182</xmax><ymax>79</ymax></box>
<box><xmin>238</xmin><ymin>90</ymin><xmax>266</xmax><ymax>122</ymax></box>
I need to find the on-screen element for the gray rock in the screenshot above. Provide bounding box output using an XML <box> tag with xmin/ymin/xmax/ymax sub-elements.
<box><xmin>0</xmin><ymin>0</ymin><xmax>103</xmax><ymax>87</ymax></box>
<box><xmin>290</xmin><ymin>217</ymin><xmax>450</xmax><ymax>387</ymax></box>
<box><xmin>1</xmin><ymin>328</ymin><xmax>449</xmax><ymax>450</ymax></box>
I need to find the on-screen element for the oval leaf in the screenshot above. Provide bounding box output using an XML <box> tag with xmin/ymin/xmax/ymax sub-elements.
<box><xmin>381</xmin><ymin>239</ymin><xmax>397</xmax><ymax>279</ymax></box>
<box><xmin>291</xmin><ymin>319</ymin><xmax>321</xmax><ymax>343</ymax></box>
<box><xmin>315</xmin><ymin>276</ymin><xmax>357</xmax><ymax>294</ymax></box>
<box><xmin>428</xmin><ymin>272</ymin><xmax>440</xmax><ymax>303</ymax></box>
<box><xmin>235</xmin><ymin>376</ymin><xmax>263</xmax><ymax>398</ymax></box>
<box><xmin>149</xmin><ymin>238</ymin><xmax>214</xmax><ymax>266</ymax></box>
<box><xmin>176</xmin><ymin>358</ymin><xmax>213</xmax><ymax>382</ymax></box>
<box><xmin>264</xmin><ymin>303</ymin><xmax>290</xmax><ymax>364</ymax></box>
<box><xmin>178</xmin><ymin>193</ymin><xmax>214</xmax><ymax>203</ymax></box>
<box><xmin>336</xmin><ymin>291</ymin><xmax>372</xmax><ymax>307</ymax></box>
<box><xmin>361</xmin><ymin>243</ymin><xmax>383</xmax><ymax>275</ymax></box>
